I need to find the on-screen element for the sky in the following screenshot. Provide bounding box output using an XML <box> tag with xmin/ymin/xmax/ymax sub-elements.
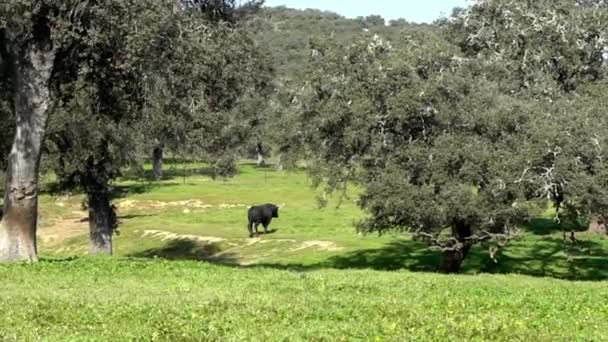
<box><xmin>262</xmin><ymin>0</ymin><xmax>472</xmax><ymax>23</ymax></box>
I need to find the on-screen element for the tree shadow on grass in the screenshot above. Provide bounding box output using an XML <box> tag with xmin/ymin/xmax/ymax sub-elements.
<box><xmin>111</xmin><ymin>182</ymin><xmax>182</xmax><ymax>199</ymax></box>
<box><xmin>118</xmin><ymin>230</ymin><xmax>608</xmax><ymax>281</ymax></box>
<box><xmin>121</xmin><ymin>159</ymin><xmax>244</xmax><ymax>182</ymax></box>
<box><xmin>319</xmin><ymin>240</ymin><xmax>439</xmax><ymax>272</ymax></box>
<box><xmin>210</xmin><ymin>240</ymin><xmax>440</xmax><ymax>273</ymax></box>
<box><xmin>525</xmin><ymin>217</ymin><xmax>587</xmax><ymax>236</ymax></box>
<box><xmin>117</xmin><ymin>214</ymin><xmax>156</xmax><ymax>220</ymax></box>
<box><xmin>219</xmin><ymin>237</ymin><xmax>608</xmax><ymax>281</ymax></box>
<box><xmin>478</xmin><ymin>237</ymin><xmax>608</xmax><ymax>281</ymax></box>
<box><xmin>129</xmin><ymin>239</ymin><xmax>238</xmax><ymax>264</ymax></box>
<box><xmin>41</xmin><ymin>180</ymin><xmax>179</xmax><ymax>200</ymax></box>
<box><xmin>240</xmin><ymin>162</ymin><xmax>277</xmax><ymax>170</ymax></box>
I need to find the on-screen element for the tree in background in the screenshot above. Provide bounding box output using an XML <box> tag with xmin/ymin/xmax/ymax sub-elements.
<box><xmin>146</xmin><ymin>0</ymin><xmax>272</xmax><ymax>179</ymax></box>
<box><xmin>253</xmin><ymin>6</ymin><xmax>436</xmax><ymax>169</ymax></box>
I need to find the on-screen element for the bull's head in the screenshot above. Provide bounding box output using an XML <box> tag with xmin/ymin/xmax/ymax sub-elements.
<box><xmin>272</xmin><ymin>205</ymin><xmax>279</xmax><ymax>218</ymax></box>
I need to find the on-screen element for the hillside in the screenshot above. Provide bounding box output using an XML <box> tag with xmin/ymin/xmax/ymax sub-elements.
<box><xmin>256</xmin><ymin>6</ymin><xmax>437</xmax><ymax>81</ymax></box>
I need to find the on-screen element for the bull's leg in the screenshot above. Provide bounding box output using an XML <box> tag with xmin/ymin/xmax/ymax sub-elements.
<box><xmin>263</xmin><ymin>218</ymin><xmax>272</xmax><ymax>234</ymax></box>
<box><xmin>247</xmin><ymin>221</ymin><xmax>254</xmax><ymax>238</ymax></box>
<box><xmin>253</xmin><ymin>223</ymin><xmax>259</xmax><ymax>236</ymax></box>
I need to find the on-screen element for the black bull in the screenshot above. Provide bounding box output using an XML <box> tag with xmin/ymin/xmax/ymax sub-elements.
<box><xmin>247</xmin><ymin>203</ymin><xmax>279</xmax><ymax>237</ymax></box>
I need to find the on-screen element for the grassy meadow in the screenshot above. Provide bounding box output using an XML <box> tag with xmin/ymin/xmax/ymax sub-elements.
<box><xmin>1</xmin><ymin>160</ymin><xmax>608</xmax><ymax>340</ymax></box>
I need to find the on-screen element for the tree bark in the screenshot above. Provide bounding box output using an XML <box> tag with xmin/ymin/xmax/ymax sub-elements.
<box><xmin>87</xmin><ymin>187</ymin><xmax>115</xmax><ymax>255</ymax></box>
<box><xmin>439</xmin><ymin>221</ymin><xmax>472</xmax><ymax>273</ymax></box>
<box><xmin>276</xmin><ymin>153</ymin><xmax>284</xmax><ymax>171</ymax></box>
<box><xmin>152</xmin><ymin>146</ymin><xmax>163</xmax><ymax>180</ymax></box>
<box><xmin>0</xmin><ymin>28</ymin><xmax>56</xmax><ymax>262</ymax></box>
<box><xmin>256</xmin><ymin>142</ymin><xmax>265</xmax><ymax>167</ymax></box>
<box><xmin>84</xmin><ymin>140</ymin><xmax>116</xmax><ymax>255</ymax></box>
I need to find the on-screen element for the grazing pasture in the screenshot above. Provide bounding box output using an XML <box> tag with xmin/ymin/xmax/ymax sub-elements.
<box><xmin>2</xmin><ymin>1</ymin><xmax>608</xmax><ymax>340</ymax></box>
<box><xmin>1</xmin><ymin>161</ymin><xmax>606</xmax><ymax>340</ymax></box>
<box><xmin>35</xmin><ymin>162</ymin><xmax>608</xmax><ymax>280</ymax></box>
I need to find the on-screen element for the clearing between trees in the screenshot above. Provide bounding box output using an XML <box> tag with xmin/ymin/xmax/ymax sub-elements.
<box><xmin>1</xmin><ymin>161</ymin><xmax>607</xmax><ymax>340</ymax></box>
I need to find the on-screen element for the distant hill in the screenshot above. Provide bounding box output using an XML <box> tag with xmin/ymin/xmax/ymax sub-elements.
<box><xmin>256</xmin><ymin>6</ymin><xmax>438</xmax><ymax>81</ymax></box>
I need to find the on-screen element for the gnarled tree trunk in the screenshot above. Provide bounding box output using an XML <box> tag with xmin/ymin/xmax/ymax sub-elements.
<box><xmin>0</xmin><ymin>28</ymin><xmax>56</xmax><ymax>262</ymax></box>
<box><xmin>439</xmin><ymin>221</ymin><xmax>472</xmax><ymax>273</ymax></box>
<box><xmin>152</xmin><ymin>146</ymin><xmax>163</xmax><ymax>180</ymax></box>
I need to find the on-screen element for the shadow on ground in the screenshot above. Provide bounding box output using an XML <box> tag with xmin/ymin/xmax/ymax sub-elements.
<box><xmin>525</xmin><ymin>217</ymin><xmax>587</xmax><ymax>236</ymax></box>
<box><xmin>479</xmin><ymin>237</ymin><xmax>608</xmax><ymax>281</ymax></box>
<box><xmin>42</xmin><ymin>181</ymin><xmax>179</xmax><ymax>200</ymax></box>
<box><xmin>121</xmin><ymin>158</ymin><xmax>253</xmax><ymax>182</ymax></box>
<box><xmin>126</xmin><ymin>233</ymin><xmax>608</xmax><ymax>281</ymax></box>
<box><xmin>130</xmin><ymin>239</ymin><xmax>239</xmax><ymax>264</ymax></box>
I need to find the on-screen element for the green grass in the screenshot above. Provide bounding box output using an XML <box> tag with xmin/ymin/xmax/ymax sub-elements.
<box><xmin>36</xmin><ymin>161</ymin><xmax>608</xmax><ymax>280</ymax></box>
<box><xmin>1</xmin><ymin>257</ymin><xmax>607</xmax><ymax>341</ymax></box>
<box><xmin>1</xmin><ymin>160</ymin><xmax>607</xmax><ymax>340</ymax></box>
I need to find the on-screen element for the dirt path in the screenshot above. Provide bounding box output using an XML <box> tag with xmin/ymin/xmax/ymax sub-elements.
<box><xmin>38</xmin><ymin>211</ymin><xmax>88</xmax><ymax>246</ymax></box>
<box><xmin>139</xmin><ymin>229</ymin><xmax>343</xmax><ymax>265</ymax></box>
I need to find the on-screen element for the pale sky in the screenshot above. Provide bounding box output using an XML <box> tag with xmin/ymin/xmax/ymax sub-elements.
<box><xmin>263</xmin><ymin>0</ymin><xmax>472</xmax><ymax>23</ymax></box>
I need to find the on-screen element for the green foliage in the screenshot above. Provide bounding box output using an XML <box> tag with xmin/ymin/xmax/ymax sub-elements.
<box><xmin>446</xmin><ymin>0</ymin><xmax>608</xmax><ymax>229</ymax></box>
<box><xmin>521</xmin><ymin>82</ymin><xmax>608</xmax><ymax>225</ymax></box>
<box><xmin>256</xmin><ymin>6</ymin><xmax>434</xmax><ymax>81</ymax></box>
<box><xmin>447</xmin><ymin>0</ymin><xmax>608</xmax><ymax>94</ymax></box>
<box><xmin>243</xmin><ymin>7</ymin><xmax>438</xmax><ymax>163</ymax></box>
<box><xmin>292</xmin><ymin>31</ymin><xmax>536</xmax><ymax>271</ymax></box>
<box><xmin>182</xmin><ymin>0</ymin><xmax>265</xmax><ymax>23</ymax></box>
<box><xmin>41</xmin><ymin>0</ymin><xmax>273</xmax><ymax>198</ymax></box>
<box><xmin>44</xmin><ymin>0</ymin><xmax>171</xmax><ymax>192</ymax></box>
<box><xmin>282</xmin><ymin>0</ymin><xmax>608</xmax><ymax>272</ymax></box>
<box><xmin>208</xmin><ymin>155</ymin><xmax>239</xmax><ymax>180</ymax></box>
<box><xmin>139</xmin><ymin>1</ymin><xmax>274</xmax><ymax>169</ymax></box>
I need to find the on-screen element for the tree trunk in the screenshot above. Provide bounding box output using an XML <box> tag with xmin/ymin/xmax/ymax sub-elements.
<box><xmin>152</xmin><ymin>146</ymin><xmax>163</xmax><ymax>180</ymax></box>
<box><xmin>85</xmin><ymin>140</ymin><xmax>116</xmax><ymax>255</ymax></box>
<box><xmin>0</xmin><ymin>28</ymin><xmax>56</xmax><ymax>262</ymax></box>
<box><xmin>276</xmin><ymin>154</ymin><xmax>284</xmax><ymax>171</ymax></box>
<box><xmin>439</xmin><ymin>221</ymin><xmax>472</xmax><ymax>273</ymax></box>
<box><xmin>256</xmin><ymin>142</ymin><xmax>265</xmax><ymax>167</ymax></box>
<box><xmin>87</xmin><ymin>187</ymin><xmax>115</xmax><ymax>255</ymax></box>
<box><xmin>440</xmin><ymin>247</ymin><xmax>471</xmax><ymax>273</ymax></box>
